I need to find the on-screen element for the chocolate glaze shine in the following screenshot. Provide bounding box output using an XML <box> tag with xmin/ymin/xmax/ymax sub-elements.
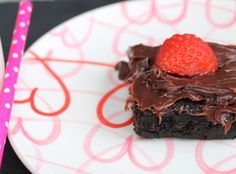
<box><xmin>116</xmin><ymin>43</ymin><xmax>236</xmax><ymax>133</ymax></box>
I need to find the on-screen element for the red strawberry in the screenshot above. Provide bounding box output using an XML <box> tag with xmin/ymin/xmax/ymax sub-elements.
<box><xmin>155</xmin><ymin>34</ymin><xmax>218</xmax><ymax>76</ymax></box>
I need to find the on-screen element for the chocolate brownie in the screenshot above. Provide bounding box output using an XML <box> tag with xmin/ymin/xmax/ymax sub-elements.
<box><xmin>116</xmin><ymin>43</ymin><xmax>236</xmax><ymax>139</ymax></box>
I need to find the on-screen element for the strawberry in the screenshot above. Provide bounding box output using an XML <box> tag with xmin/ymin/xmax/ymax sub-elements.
<box><xmin>155</xmin><ymin>34</ymin><xmax>218</xmax><ymax>76</ymax></box>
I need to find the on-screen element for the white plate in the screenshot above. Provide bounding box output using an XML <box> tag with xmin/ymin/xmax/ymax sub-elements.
<box><xmin>9</xmin><ymin>0</ymin><xmax>236</xmax><ymax>173</ymax></box>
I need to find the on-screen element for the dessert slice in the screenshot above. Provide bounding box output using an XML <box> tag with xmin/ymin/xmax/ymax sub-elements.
<box><xmin>116</xmin><ymin>34</ymin><xmax>236</xmax><ymax>139</ymax></box>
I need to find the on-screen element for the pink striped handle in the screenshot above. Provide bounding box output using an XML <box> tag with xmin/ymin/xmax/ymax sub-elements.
<box><xmin>0</xmin><ymin>0</ymin><xmax>32</xmax><ymax>166</ymax></box>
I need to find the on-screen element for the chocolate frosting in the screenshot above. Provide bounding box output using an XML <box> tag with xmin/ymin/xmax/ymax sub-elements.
<box><xmin>116</xmin><ymin>43</ymin><xmax>236</xmax><ymax>133</ymax></box>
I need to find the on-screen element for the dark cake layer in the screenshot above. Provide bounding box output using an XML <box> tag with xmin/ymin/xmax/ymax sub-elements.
<box><xmin>133</xmin><ymin>99</ymin><xmax>236</xmax><ymax>139</ymax></box>
<box><xmin>116</xmin><ymin>42</ymin><xmax>236</xmax><ymax>138</ymax></box>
